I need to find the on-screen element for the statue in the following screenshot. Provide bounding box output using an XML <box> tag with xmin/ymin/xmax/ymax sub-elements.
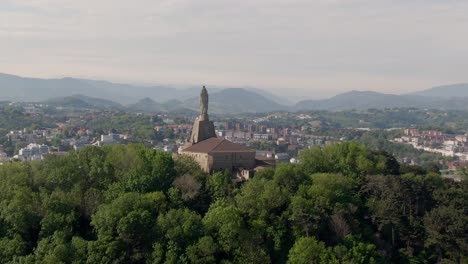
<box><xmin>186</xmin><ymin>85</ymin><xmax>216</xmax><ymax>145</ymax></box>
<box><xmin>200</xmin><ymin>86</ymin><xmax>208</xmax><ymax>120</ymax></box>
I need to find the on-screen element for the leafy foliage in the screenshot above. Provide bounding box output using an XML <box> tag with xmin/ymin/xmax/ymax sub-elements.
<box><xmin>0</xmin><ymin>143</ymin><xmax>466</xmax><ymax>263</ymax></box>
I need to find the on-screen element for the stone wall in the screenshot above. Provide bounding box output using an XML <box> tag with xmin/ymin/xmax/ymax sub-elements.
<box><xmin>184</xmin><ymin>152</ymin><xmax>210</xmax><ymax>172</ymax></box>
<box><xmin>210</xmin><ymin>151</ymin><xmax>256</xmax><ymax>171</ymax></box>
<box><xmin>189</xmin><ymin>120</ymin><xmax>216</xmax><ymax>144</ymax></box>
<box><xmin>182</xmin><ymin>150</ymin><xmax>256</xmax><ymax>173</ymax></box>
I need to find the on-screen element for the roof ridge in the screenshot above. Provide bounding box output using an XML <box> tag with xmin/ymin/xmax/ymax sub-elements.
<box><xmin>182</xmin><ymin>137</ymin><xmax>254</xmax><ymax>153</ymax></box>
<box><xmin>211</xmin><ymin>138</ymin><xmax>226</xmax><ymax>151</ymax></box>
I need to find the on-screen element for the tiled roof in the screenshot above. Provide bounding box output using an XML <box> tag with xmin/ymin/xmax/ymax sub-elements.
<box><xmin>255</xmin><ymin>156</ymin><xmax>276</xmax><ymax>167</ymax></box>
<box><xmin>182</xmin><ymin>138</ymin><xmax>255</xmax><ymax>153</ymax></box>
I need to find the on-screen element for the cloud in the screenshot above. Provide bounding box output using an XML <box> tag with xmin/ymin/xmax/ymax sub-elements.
<box><xmin>1</xmin><ymin>0</ymin><xmax>467</xmax><ymax>98</ymax></box>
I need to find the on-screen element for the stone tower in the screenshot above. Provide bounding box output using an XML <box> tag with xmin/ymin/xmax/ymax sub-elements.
<box><xmin>189</xmin><ymin>86</ymin><xmax>216</xmax><ymax>144</ymax></box>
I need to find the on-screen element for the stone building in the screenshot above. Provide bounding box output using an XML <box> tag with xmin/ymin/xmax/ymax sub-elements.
<box><xmin>180</xmin><ymin>86</ymin><xmax>257</xmax><ymax>180</ymax></box>
<box><xmin>182</xmin><ymin>137</ymin><xmax>256</xmax><ymax>173</ymax></box>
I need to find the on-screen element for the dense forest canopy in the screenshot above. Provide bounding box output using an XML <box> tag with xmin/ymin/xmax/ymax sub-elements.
<box><xmin>0</xmin><ymin>143</ymin><xmax>466</xmax><ymax>263</ymax></box>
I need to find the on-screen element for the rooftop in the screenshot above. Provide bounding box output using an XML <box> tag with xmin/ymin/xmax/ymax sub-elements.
<box><xmin>182</xmin><ymin>137</ymin><xmax>255</xmax><ymax>153</ymax></box>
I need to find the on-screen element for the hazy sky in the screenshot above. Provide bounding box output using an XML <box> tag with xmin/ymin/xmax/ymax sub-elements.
<box><xmin>1</xmin><ymin>0</ymin><xmax>468</xmax><ymax>99</ymax></box>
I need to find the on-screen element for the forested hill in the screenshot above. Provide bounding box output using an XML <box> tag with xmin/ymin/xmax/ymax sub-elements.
<box><xmin>0</xmin><ymin>143</ymin><xmax>466</xmax><ymax>263</ymax></box>
<box><xmin>294</xmin><ymin>90</ymin><xmax>468</xmax><ymax>111</ymax></box>
<box><xmin>0</xmin><ymin>73</ymin><xmax>287</xmax><ymax>113</ymax></box>
<box><xmin>0</xmin><ymin>73</ymin><xmax>193</xmax><ymax>104</ymax></box>
<box><xmin>409</xmin><ymin>83</ymin><xmax>468</xmax><ymax>98</ymax></box>
<box><xmin>3</xmin><ymin>72</ymin><xmax>468</xmax><ymax>113</ymax></box>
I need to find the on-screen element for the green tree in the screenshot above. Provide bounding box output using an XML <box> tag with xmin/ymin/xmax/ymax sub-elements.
<box><xmin>288</xmin><ymin>237</ymin><xmax>334</xmax><ymax>264</ymax></box>
<box><xmin>157</xmin><ymin>208</ymin><xmax>203</xmax><ymax>249</ymax></box>
<box><xmin>0</xmin><ymin>234</ymin><xmax>29</xmax><ymax>263</ymax></box>
<box><xmin>89</xmin><ymin>192</ymin><xmax>166</xmax><ymax>263</ymax></box>
<box><xmin>203</xmin><ymin>200</ymin><xmax>246</xmax><ymax>254</ymax></box>
<box><xmin>39</xmin><ymin>191</ymin><xmax>79</xmax><ymax>238</ymax></box>
<box><xmin>273</xmin><ymin>163</ymin><xmax>309</xmax><ymax>193</ymax></box>
<box><xmin>364</xmin><ymin>175</ymin><xmax>404</xmax><ymax>252</ymax></box>
<box><xmin>333</xmin><ymin>235</ymin><xmax>382</xmax><ymax>264</ymax></box>
<box><xmin>289</xmin><ymin>173</ymin><xmax>359</xmax><ymax>240</ymax></box>
<box><xmin>236</xmin><ymin>176</ymin><xmax>290</xmax><ymax>259</ymax></box>
<box><xmin>458</xmin><ymin>166</ymin><xmax>468</xmax><ymax>180</ymax></box>
<box><xmin>117</xmin><ymin>148</ymin><xmax>176</xmax><ymax>194</ymax></box>
<box><xmin>208</xmin><ymin>171</ymin><xmax>234</xmax><ymax>200</ymax></box>
<box><xmin>186</xmin><ymin>236</ymin><xmax>218</xmax><ymax>264</ymax></box>
<box><xmin>424</xmin><ymin>181</ymin><xmax>468</xmax><ymax>263</ymax></box>
<box><xmin>424</xmin><ymin>205</ymin><xmax>467</xmax><ymax>263</ymax></box>
<box><xmin>153</xmin><ymin>208</ymin><xmax>204</xmax><ymax>263</ymax></box>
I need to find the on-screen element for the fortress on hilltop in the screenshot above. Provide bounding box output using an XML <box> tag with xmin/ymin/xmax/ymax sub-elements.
<box><xmin>180</xmin><ymin>86</ymin><xmax>258</xmax><ymax>180</ymax></box>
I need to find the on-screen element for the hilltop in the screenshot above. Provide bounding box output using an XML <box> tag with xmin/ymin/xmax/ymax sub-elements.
<box><xmin>2</xmin><ymin>73</ymin><xmax>468</xmax><ymax>112</ymax></box>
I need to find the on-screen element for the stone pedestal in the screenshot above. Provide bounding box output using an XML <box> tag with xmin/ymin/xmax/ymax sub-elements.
<box><xmin>189</xmin><ymin>119</ymin><xmax>216</xmax><ymax>144</ymax></box>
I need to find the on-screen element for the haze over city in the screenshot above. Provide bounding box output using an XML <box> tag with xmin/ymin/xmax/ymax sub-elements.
<box><xmin>1</xmin><ymin>1</ymin><xmax>468</xmax><ymax>263</ymax></box>
<box><xmin>2</xmin><ymin>0</ymin><xmax>468</xmax><ymax>99</ymax></box>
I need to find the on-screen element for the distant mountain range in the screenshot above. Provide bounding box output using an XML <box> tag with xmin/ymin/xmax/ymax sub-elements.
<box><xmin>1</xmin><ymin>73</ymin><xmax>468</xmax><ymax>113</ymax></box>
<box><xmin>126</xmin><ymin>97</ymin><xmax>197</xmax><ymax>115</ymax></box>
<box><xmin>45</xmin><ymin>94</ymin><xmax>125</xmax><ymax>110</ymax></box>
<box><xmin>183</xmin><ymin>88</ymin><xmax>288</xmax><ymax>114</ymax></box>
<box><xmin>409</xmin><ymin>83</ymin><xmax>468</xmax><ymax>98</ymax></box>
<box><xmin>48</xmin><ymin>89</ymin><xmax>287</xmax><ymax>115</ymax></box>
<box><xmin>294</xmin><ymin>85</ymin><xmax>468</xmax><ymax>111</ymax></box>
<box><xmin>0</xmin><ymin>72</ymin><xmax>204</xmax><ymax>104</ymax></box>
